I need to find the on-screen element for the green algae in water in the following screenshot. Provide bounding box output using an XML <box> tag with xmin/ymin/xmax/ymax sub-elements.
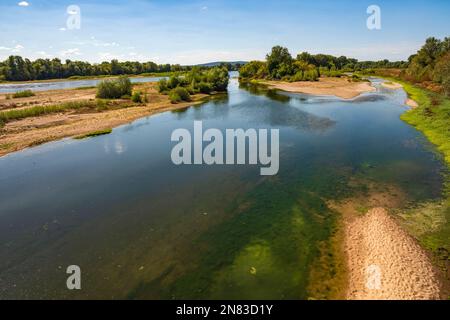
<box><xmin>128</xmin><ymin>177</ymin><xmax>338</xmax><ymax>300</ymax></box>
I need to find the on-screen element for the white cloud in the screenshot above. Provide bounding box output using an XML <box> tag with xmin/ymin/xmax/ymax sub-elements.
<box><xmin>59</xmin><ymin>27</ymin><xmax>67</xmax><ymax>32</ymax></box>
<box><xmin>36</xmin><ymin>51</ymin><xmax>49</xmax><ymax>57</ymax></box>
<box><xmin>162</xmin><ymin>49</ymin><xmax>262</xmax><ymax>65</ymax></box>
<box><xmin>98</xmin><ymin>52</ymin><xmax>124</xmax><ymax>61</ymax></box>
<box><xmin>0</xmin><ymin>44</ymin><xmax>24</xmax><ymax>53</ymax></box>
<box><xmin>59</xmin><ymin>48</ymin><xmax>82</xmax><ymax>57</ymax></box>
<box><xmin>18</xmin><ymin>1</ymin><xmax>29</xmax><ymax>7</ymax></box>
<box><xmin>12</xmin><ymin>44</ymin><xmax>24</xmax><ymax>53</ymax></box>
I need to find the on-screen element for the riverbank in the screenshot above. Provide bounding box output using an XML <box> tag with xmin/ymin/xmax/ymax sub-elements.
<box><xmin>352</xmin><ymin>74</ymin><xmax>450</xmax><ymax>298</ymax></box>
<box><xmin>260</xmin><ymin>77</ymin><xmax>376</xmax><ymax>99</ymax></box>
<box><xmin>0</xmin><ymin>72</ymin><xmax>178</xmax><ymax>85</ymax></box>
<box><xmin>0</xmin><ymin>83</ymin><xmax>208</xmax><ymax>157</ymax></box>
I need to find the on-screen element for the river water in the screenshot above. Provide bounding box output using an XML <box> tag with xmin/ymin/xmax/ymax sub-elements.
<box><xmin>0</xmin><ymin>76</ymin><xmax>166</xmax><ymax>94</ymax></box>
<box><xmin>0</xmin><ymin>77</ymin><xmax>445</xmax><ymax>299</ymax></box>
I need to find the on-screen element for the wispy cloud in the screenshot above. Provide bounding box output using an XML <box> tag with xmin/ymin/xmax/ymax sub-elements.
<box><xmin>59</xmin><ymin>48</ymin><xmax>82</xmax><ymax>57</ymax></box>
<box><xmin>18</xmin><ymin>1</ymin><xmax>29</xmax><ymax>7</ymax></box>
<box><xmin>0</xmin><ymin>44</ymin><xmax>24</xmax><ymax>53</ymax></box>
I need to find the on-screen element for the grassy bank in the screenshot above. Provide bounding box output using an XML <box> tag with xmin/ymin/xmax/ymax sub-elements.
<box><xmin>0</xmin><ymin>100</ymin><xmax>135</xmax><ymax>127</ymax></box>
<box><xmin>372</xmin><ymin>75</ymin><xmax>450</xmax><ymax>291</ymax></box>
<box><xmin>75</xmin><ymin>129</ymin><xmax>112</xmax><ymax>139</ymax></box>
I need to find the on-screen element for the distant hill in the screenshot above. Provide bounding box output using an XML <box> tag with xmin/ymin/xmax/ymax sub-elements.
<box><xmin>194</xmin><ymin>61</ymin><xmax>248</xmax><ymax>68</ymax></box>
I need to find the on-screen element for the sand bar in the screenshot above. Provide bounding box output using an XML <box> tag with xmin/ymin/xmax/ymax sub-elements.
<box><xmin>262</xmin><ymin>77</ymin><xmax>376</xmax><ymax>99</ymax></box>
<box><xmin>0</xmin><ymin>83</ymin><xmax>207</xmax><ymax>157</ymax></box>
<box><xmin>346</xmin><ymin>207</ymin><xmax>441</xmax><ymax>300</ymax></box>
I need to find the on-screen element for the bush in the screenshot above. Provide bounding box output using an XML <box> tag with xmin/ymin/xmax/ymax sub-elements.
<box><xmin>13</xmin><ymin>90</ymin><xmax>35</xmax><ymax>98</ymax></box>
<box><xmin>167</xmin><ymin>76</ymin><xmax>182</xmax><ymax>89</ymax></box>
<box><xmin>158</xmin><ymin>78</ymin><xmax>168</xmax><ymax>93</ymax></box>
<box><xmin>96</xmin><ymin>76</ymin><xmax>132</xmax><ymax>99</ymax></box>
<box><xmin>131</xmin><ymin>91</ymin><xmax>147</xmax><ymax>103</ymax></box>
<box><xmin>198</xmin><ymin>82</ymin><xmax>212</xmax><ymax>94</ymax></box>
<box><xmin>169</xmin><ymin>87</ymin><xmax>190</xmax><ymax>103</ymax></box>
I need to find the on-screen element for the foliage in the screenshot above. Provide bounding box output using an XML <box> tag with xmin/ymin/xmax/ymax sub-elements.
<box><xmin>75</xmin><ymin>129</ymin><xmax>113</xmax><ymax>139</ymax></box>
<box><xmin>131</xmin><ymin>91</ymin><xmax>147</xmax><ymax>103</ymax></box>
<box><xmin>0</xmin><ymin>100</ymin><xmax>97</xmax><ymax>123</ymax></box>
<box><xmin>159</xmin><ymin>66</ymin><xmax>229</xmax><ymax>99</ymax></box>
<box><xmin>0</xmin><ymin>55</ymin><xmax>190</xmax><ymax>81</ymax></box>
<box><xmin>169</xmin><ymin>87</ymin><xmax>191</xmax><ymax>103</ymax></box>
<box><xmin>404</xmin><ymin>37</ymin><xmax>450</xmax><ymax>86</ymax></box>
<box><xmin>96</xmin><ymin>76</ymin><xmax>132</xmax><ymax>99</ymax></box>
<box><xmin>12</xmin><ymin>90</ymin><xmax>35</xmax><ymax>98</ymax></box>
<box><xmin>239</xmin><ymin>61</ymin><xmax>268</xmax><ymax>79</ymax></box>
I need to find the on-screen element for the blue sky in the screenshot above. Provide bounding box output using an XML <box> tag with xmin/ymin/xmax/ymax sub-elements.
<box><xmin>0</xmin><ymin>0</ymin><xmax>449</xmax><ymax>64</ymax></box>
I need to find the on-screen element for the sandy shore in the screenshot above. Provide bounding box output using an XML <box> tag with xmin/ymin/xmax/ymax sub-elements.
<box><xmin>346</xmin><ymin>208</ymin><xmax>441</xmax><ymax>300</ymax></box>
<box><xmin>380</xmin><ymin>81</ymin><xmax>419</xmax><ymax>108</ymax></box>
<box><xmin>262</xmin><ymin>77</ymin><xmax>376</xmax><ymax>99</ymax></box>
<box><xmin>0</xmin><ymin>83</ymin><xmax>207</xmax><ymax>157</ymax></box>
<box><xmin>381</xmin><ymin>82</ymin><xmax>403</xmax><ymax>90</ymax></box>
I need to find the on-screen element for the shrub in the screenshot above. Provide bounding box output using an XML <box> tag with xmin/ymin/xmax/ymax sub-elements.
<box><xmin>169</xmin><ymin>87</ymin><xmax>190</xmax><ymax>103</ymax></box>
<box><xmin>158</xmin><ymin>78</ymin><xmax>168</xmax><ymax>93</ymax></box>
<box><xmin>198</xmin><ymin>82</ymin><xmax>212</xmax><ymax>94</ymax></box>
<box><xmin>131</xmin><ymin>91</ymin><xmax>147</xmax><ymax>103</ymax></box>
<box><xmin>75</xmin><ymin>129</ymin><xmax>112</xmax><ymax>139</ymax></box>
<box><xmin>13</xmin><ymin>90</ymin><xmax>35</xmax><ymax>98</ymax></box>
<box><xmin>167</xmin><ymin>76</ymin><xmax>181</xmax><ymax>89</ymax></box>
<box><xmin>96</xmin><ymin>76</ymin><xmax>132</xmax><ymax>99</ymax></box>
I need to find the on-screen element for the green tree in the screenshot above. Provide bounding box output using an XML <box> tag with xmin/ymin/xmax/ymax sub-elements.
<box><xmin>266</xmin><ymin>46</ymin><xmax>293</xmax><ymax>79</ymax></box>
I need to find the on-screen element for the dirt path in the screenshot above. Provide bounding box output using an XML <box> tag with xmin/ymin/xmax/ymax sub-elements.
<box><xmin>346</xmin><ymin>207</ymin><xmax>441</xmax><ymax>300</ymax></box>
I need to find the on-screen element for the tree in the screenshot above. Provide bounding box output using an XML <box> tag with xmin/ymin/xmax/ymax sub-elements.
<box><xmin>266</xmin><ymin>46</ymin><xmax>293</xmax><ymax>79</ymax></box>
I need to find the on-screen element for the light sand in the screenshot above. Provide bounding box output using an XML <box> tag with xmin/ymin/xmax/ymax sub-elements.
<box><xmin>381</xmin><ymin>82</ymin><xmax>403</xmax><ymax>90</ymax></box>
<box><xmin>405</xmin><ymin>98</ymin><xmax>419</xmax><ymax>108</ymax></box>
<box><xmin>0</xmin><ymin>83</ymin><xmax>207</xmax><ymax>157</ymax></box>
<box><xmin>346</xmin><ymin>208</ymin><xmax>441</xmax><ymax>300</ymax></box>
<box><xmin>379</xmin><ymin>82</ymin><xmax>419</xmax><ymax>108</ymax></box>
<box><xmin>262</xmin><ymin>77</ymin><xmax>376</xmax><ymax>99</ymax></box>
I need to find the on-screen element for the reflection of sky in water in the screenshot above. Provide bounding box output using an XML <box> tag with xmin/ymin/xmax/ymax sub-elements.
<box><xmin>0</xmin><ymin>77</ymin><xmax>445</xmax><ymax>299</ymax></box>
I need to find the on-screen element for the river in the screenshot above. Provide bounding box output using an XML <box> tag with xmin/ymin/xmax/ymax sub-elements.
<box><xmin>0</xmin><ymin>77</ymin><xmax>445</xmax><ymax>299</ymax></box>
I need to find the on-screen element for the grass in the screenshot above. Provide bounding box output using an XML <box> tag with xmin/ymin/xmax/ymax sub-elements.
<box><xmin>0</xmin><ymin>99</ymin><xmax>137</xmax><ymax>127</ymax></box>
<box><xmin>13</xmin><ymin>90</ymin><xmax>35</xmax><ymax>98</ymax></box>
<box><xmin>368</xmin><ymin>74</ymin><xmax>450</xmax><ymax>288</ymax></box>
<box><xmin>74</xmin><ymin>129</ymin><xmax>112</xmax><ymax>139</ymax></box>
<box><xmin>0</xmin><ymin>101</ymin><xmax>97</xmax><ymax>125</ymax></box>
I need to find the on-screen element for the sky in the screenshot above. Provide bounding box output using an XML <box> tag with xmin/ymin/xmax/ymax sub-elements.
<box><xmin>0</xmin><ymin>0</ymin><xmax>449</xmax><ymax>65</ymax></box>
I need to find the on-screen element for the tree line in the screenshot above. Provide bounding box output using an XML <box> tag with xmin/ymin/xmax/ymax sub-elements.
<box><xmin>0</xmin><ymin>56</ymin><xmax>193</xmax><ymax>82</ymax></box>
<box><xmin>0</xmin><ymin>56</ymin><xmax>246</xmax><ymax>82</ymax></box>
<box><xmin>239</xmin><ymin>37</ymin><xmax>450</xmax><ymax>96</ymax></box>
<box><xmin>403</xmin><ymin>37</ymin><xmax>450</xmax><ymax>95</ymax></box>
<box><xmin>240</xmin><ymin>45</ymin><xmax>408</xmax><ymax>82</ymax></box>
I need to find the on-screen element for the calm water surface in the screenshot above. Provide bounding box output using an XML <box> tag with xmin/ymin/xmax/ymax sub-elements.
<box><xmin>0</xmin><ymin>76</ymin><xmax>165</xmax><ymax>93</ymax></box>
<box><xmin>0</xmin><ymin>77</ymin><xmax>445</xmax><ymax>299</ymax></box>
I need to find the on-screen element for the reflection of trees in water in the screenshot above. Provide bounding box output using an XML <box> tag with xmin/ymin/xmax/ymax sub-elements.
<box><xmin>170</xmin><ymin>81</ymin><xmax>336</xmax><ymax>133</ymax></box>
<box><xmin>262</xmin><ymin>102</ymin><xmax>336</xmax><ymax>132</ymax></box>
<box><xmin>239</xmin><ymin>82</ymin><xmax>291</xmax><ymax>103</ymax></box>
<box><xmin>239</xmin><ymin>82</ymin><xmax>336</xmax><ymax>133</ymax></box>
<box><xmin>171</xmin><ymin>94</ymin><xmax>231</xmax><ymax>121</ymax></box>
